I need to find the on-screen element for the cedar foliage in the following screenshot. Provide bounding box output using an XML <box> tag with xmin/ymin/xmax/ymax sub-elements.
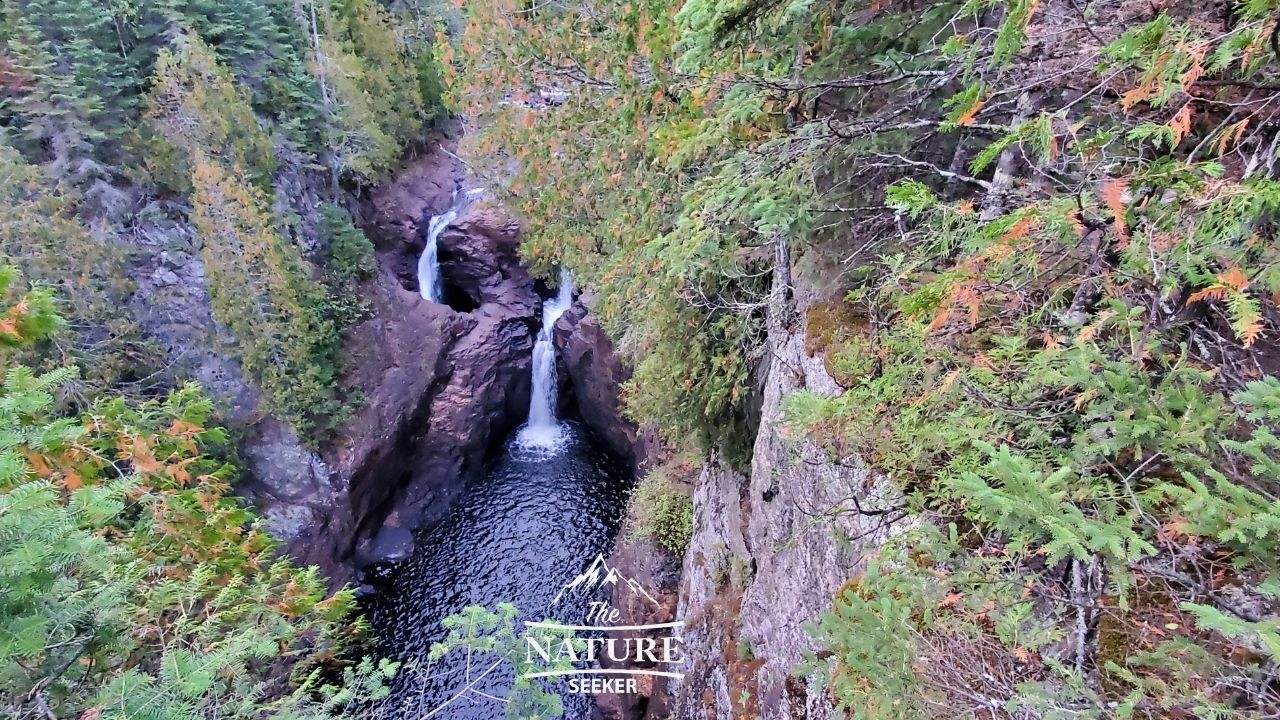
<box><xmin>0</xmin><ymin>269</ymin><xmax>394</xmax><ymax>720</ymax></box>
<box><xmin>446</xmin><ymin>0</ymin><xmax>1280</xmax><ymax>716</ymax></box>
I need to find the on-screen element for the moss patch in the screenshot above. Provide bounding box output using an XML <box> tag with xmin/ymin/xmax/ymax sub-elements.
<box><xmin>805</xmin><ymin>299</ymin><xmax>872</xmax><ymax>388</ymax></box>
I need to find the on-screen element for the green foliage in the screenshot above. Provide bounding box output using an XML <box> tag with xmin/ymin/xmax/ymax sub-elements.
<box><xmin>626</xmin><ymin>462</ymin><xmax>695</xmax><ymax>555</ymax></box>
<box><xmin>318</xmin><ymin>202</ymin><xmax>377</xmax><ymax>327</ymax></box>
<box><xmin>370</xmin><ymin>603</ymin><xmax>577</xmax><ymax>720</ymax></box>
<box><xmin>311</xmin><ymin>0</ymin><xmax>433</xmax><ymax>181</ymax></box>
<box><xmin>0</xmin><ymin>0</ymin><xmax>445</xmax><ymax>180</ymax></box>
<box><xmin>190</xmin><ymin>157</ymin><xmax>344</xmax><ymax>443</ymax></box>
<box><xmin>0</xmin><ymin>273</ymin><xmax>382</xmax><ymax>719</ymax></box>
<box><xmin>143</xmin><ymin>34</ymin><xmax>279</xmax><ymax>190</ymax></box>
<box><xmin>784</xmin><ymin>5</ymin><xmax>1280</xmax><ymax>707</ymax></box>
<box><xmin>0</xmin><ymin>145</ymin><xmax>159</xmax><ymax>395</ymax></box>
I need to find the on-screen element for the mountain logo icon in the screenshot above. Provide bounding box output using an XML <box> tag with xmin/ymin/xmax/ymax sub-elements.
<box><xmin>551</xmin><ymin>553</ymin><xmax>660</xmax><ymax>608</ymax></box>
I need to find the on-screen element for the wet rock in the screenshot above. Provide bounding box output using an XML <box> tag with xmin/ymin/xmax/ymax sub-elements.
<box><xmin>438</xmin><ymin>208</ymin><xmax>535</xmax><ymax>312</ymax></box>
<box><xmin>552</xmin><ymin>300</ymin><xmax>645</xmax><ymax>465</ymax></box>
<box><xmin>327</xmin><ymin>146</ymin><xmax>537</xmax><ymax>575</ymax></box>
<box><xmin>360</xmin><ymin>524</ymin><xmax>415</xmax><ymax>565</ymax></box>
<box><xmin>108</xmin><ymin>132</ymin><xmax>539</xmax><ymax>586</ymax></box>
<box><xmin>365</xmin><ymin>144</ymin><xmax>464</xmax><ymax>253</ymax></box>
<box><xmin>172</xmin><ymin>138</ymin><xmax>539</xmax><ymax>584</ymax></box>
<box><xmin>241</xmin><ymin>419</ymin><xmax>332</xmax><ymax>503</ymax></box>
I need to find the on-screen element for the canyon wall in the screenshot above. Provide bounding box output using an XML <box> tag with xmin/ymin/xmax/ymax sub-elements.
<box><xmin>136</xmin><ymin>140</ymin><xmax>542</xmax><ymax>586</ymax></box>
<box><xmin>584</xmin><ymin>270</ymin><xmax>907</xmax><ymax>720</ymax></box>
<box><xmin>668</xmin><ymin>284</ymin><xmax>905</xmax><ymax>719</ymax></box>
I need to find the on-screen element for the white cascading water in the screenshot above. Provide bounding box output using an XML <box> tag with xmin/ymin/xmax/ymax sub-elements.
<box><xmin>516</xmin><ymin>269</ymin><xmax>575</xmax><ymax>452</ymax></box>
<box><xmin>417</xmin><ymin>187</ymin><xmax>485</xmax><ymax>303</ymax></box>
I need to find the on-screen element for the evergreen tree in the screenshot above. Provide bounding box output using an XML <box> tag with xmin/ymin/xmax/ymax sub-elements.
<box><xmin>0</xmin><ymin>269</ymin><xmax>393</xmax><ymax>719</ymax></box>
<box><xmin>143</xmin><ymin>34</ymin><xmax>277</xmax><ymax>190</ymax></box>
<box><xmin>189</xmin><ymin>154</ymin><xmax>342</xmax><ymax>441</ymax></box>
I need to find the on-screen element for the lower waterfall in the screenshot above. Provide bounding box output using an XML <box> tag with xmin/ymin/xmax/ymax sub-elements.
<box><xmin>515</xmin><ymin>269</ymin><xmax>575</xmax><ymax>451</ymax></box>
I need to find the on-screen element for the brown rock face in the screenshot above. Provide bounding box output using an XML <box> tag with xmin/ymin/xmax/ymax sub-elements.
<box><xmin>552</xmin><ymin>300</ymin><xmax>647</xmax><ymax>466</ymax></box>
<box><xmin>593</xmin><ymin>537</ymin><xmax>681</xmax><ymax>720</ymax></box>
<box><xmin>239</xmin><ymin>141</ymin><xmax>538</xmax><ymax>585</ymax></box>
<box><xmin>546</xmin><ymin>300</ymin><xmax>678</xmax><ymax>720</ymax></box>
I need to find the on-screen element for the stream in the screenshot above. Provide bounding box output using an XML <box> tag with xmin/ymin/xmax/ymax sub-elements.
<box><xmin>365</xmin><ymin>271</ymin><xmax>633</xmax><ymax>719</ymax></box>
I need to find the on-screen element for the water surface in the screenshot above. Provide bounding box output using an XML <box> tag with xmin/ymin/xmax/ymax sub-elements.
<box><xmin>365</xmin><ymin>423</ymin><xmax>631</xmax><ymax>719</ymax></box>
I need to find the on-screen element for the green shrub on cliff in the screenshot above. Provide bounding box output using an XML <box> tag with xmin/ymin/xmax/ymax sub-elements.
<box><xmin>0</xmin><ymin>268</ymin><xmax>391</xmax><ymax>719</ymax></box>
<box><xmin>627</xmin><ymin>461</ymin><xmax>695</xmax><ymax>555</ymax></box>
<box><xmin>319</xmin><ymin>202</ymin><xmax>378</xmax><ymax>327</ymax></box>
<box><xmin>0</xmin><ymin>145</ymin><xmax>159</xmax><ymax>398</ymax></box>
<box><xmin>783</xmin><ymin>5</ymin><xmax>1280</xmax><ymax>717</ymax></box>
<box><xmin>189</xmin><ymin>155</ymin><xmax>345</xmax><ymax>443</ymax></box>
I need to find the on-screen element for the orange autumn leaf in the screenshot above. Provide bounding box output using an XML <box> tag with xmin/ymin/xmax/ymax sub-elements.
<box><xmin>1181</xmin><ymin>43</ymin><xmax>1208</xmax><ymax>88</ymax></box>
<box><xmin>130</xmin><ymin>437</ymin><xmax>165</xmax><ymax>475</ymax></box>
<box><xmin>1187</xmin><ymin>268</ymin><xmax>1248</xmax><ymax>305</ymax></box>
<box><xmin>1219</xmin><ymin>267</ymin><xmax>1249</xmax><ymax>292</ymax></box>
<box><xmin>166</xmin><ymin>419</ymin><xmax>202</xmax><ymax>437</ymax></box>
<box><xmin>1168</xmin><ymin>104</ymin><xmax>1192</xmax><ymax>147</ymax></box>
<box><xmin>24</xmin><ymin>450</ymin><xmax>51</xmax><ymax>476</ymax></box>
<box><xmin>1216</xmin><ymin>118</ymin><xmax>1250</xmax><ymax>157</ymax></box>
<box><xmin>1186</xmin><ymin>285</ymin><xmax>1228</xmax><ymax>305</ymax></box>
<box><xmin>1000</xmin><ymin>216</ymin><xmax>1036</xmax><ymax>242</ymax></box>
<box><xmin>938</xmin><ymin>369</ymin><xmax>961</xmax><ymax>393</ymax></box>
<box><xmin>927</xmin><ymin>306</ymin><xmax>952</xmax><ymax>333</ymax></box>
<box><xmin>1078</xmin><ymin>309</ymin><xmax>1115</xmax><ymax>343</ymax></box>
<box><xmin>1240</xmin><ymin>320</ymin><xmax>1263</xmax><ymax>348</ymax></box>
<box><xmin>1102</xmin><ymin>179</ymin><xmax>1128</xmax><ymax>239</ymax></box>
<box><xmin>1121</xmin><ymin>52</ymin><xmax>1169</xmax><ymax>110</ymax></box>
<box><xmin>955</xmin><ymin>97</ymin><xmax>985</xmax><ymax>127</ymax></box>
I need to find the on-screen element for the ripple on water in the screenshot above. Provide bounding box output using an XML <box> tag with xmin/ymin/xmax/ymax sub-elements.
<box><xmin>364</xmin><ymin>422</ymin><xmax>632</xmax><ymax>720</ymax></box>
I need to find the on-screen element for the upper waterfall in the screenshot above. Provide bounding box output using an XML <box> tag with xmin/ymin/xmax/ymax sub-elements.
<box><xmin>515</xmin><ymin>268</ymin><xmax>575</xmax><ymax>452</ymax></box>
<box><xmin>417</xmin><ymin>187</ymin><xmax>485</xmax><ymax>303</ymax></box>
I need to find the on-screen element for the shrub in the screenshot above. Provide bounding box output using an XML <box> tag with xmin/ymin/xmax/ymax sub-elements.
<box><xmin>0</xmin><ymin>268</ymin><xmax>390</xmax><ymax>718</ymax></box>
<box><xmin>627</xmin><ymin>464</ymin><xmax>695</xmax><ymax>556</ymax></box>
<box><xmin>319</xmin><ymin>202</ymin><xmax>377</xmax><ymax>328</ymax></box>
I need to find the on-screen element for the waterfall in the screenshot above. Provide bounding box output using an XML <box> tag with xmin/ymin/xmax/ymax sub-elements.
<box><xmin>516</xmin><ymin>269</ymin><xmax>575</xmax><ymax>452</ymax></box>
<box><xmin>417</xmin><ymin>188</ymin><xmax>485</xmax><ymax>303</ymax></box>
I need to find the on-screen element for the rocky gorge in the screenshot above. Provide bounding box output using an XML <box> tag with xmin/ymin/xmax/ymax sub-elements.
<box><xmin>128</xmin><ymin>126</ymin><xmax>903</xmax><ymax>720</ymax></box>
<box><xmin>235</xmin><ymin>141</ymin><xmax>572</xmax><ymax>585</ymax></box>
<box><xmin>205</xmin><ymin>139</ymin><xmax>648</xmax><ymax>595</ymax></box>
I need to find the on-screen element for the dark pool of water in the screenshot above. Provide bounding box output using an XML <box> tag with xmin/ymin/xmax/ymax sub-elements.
<box><xmin>363</xmin><ymin>422</ymin><xmax>632</xmax><ymax>719</ymax></box>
